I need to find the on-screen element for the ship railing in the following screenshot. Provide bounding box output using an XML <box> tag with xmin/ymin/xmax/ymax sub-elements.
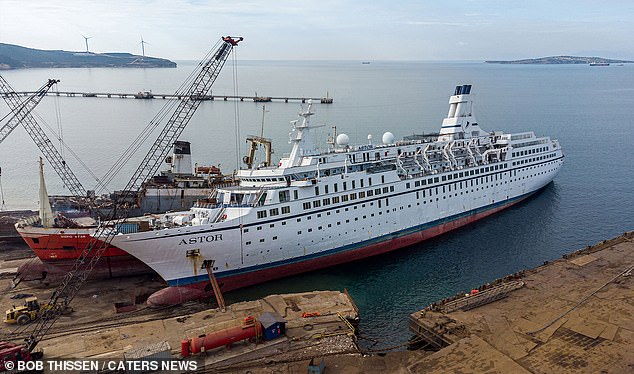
<box><xmin>15</xmin><ymin>215</ymin><xmax>40</xmax><ymax>229</ymax></box>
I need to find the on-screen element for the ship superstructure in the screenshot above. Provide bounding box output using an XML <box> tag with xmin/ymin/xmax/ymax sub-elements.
<box><xmin>110</xmin><ymin>85</ymin><xmax>565</xmax><ymax>305</ymax></box>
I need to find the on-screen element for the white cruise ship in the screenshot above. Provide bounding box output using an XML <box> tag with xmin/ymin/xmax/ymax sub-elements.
<box><xmin>110</xmin><ymin>85</ymin><xmax>564</xmax><ymax>305</ymax></box>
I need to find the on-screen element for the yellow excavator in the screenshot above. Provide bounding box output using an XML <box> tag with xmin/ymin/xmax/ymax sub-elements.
<box><xmin>5</xmin><ymin>297</ymin><xmax>44</xmax><ymax>325</ymax></box>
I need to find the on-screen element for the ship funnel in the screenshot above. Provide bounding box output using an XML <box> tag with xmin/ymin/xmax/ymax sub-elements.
<box><xmin>439</xmin><ymin>84</ymin><xmax>486</xmax><ymax>141</ymax></box>
<box><xmin>171</xmin><ymin>141</ymin><xmax>193</xmax><ymax>175</ymax></box>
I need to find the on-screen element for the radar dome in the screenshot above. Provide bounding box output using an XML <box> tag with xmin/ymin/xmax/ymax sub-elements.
<box><xmin>382</xmin><ymin>132</ymin><xmax>395</xmax><ymax>145</ymax></box>
<box><xmin>336</xmin><ymin>133</ymin><xmax>350</xmax><ymax>147</ymax></box>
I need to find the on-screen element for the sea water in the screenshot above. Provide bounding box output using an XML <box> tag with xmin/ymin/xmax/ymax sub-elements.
<box><xmin>1</xmin><ymin>59</ymin><xmax>633</xmax><ymax>348</ymax></box>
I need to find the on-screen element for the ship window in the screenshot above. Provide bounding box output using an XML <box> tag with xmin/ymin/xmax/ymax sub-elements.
<box><xmin>244</xmin><ymin>228</ymin><xmax>249</xmax><ymax>233</ymax></box>
<box><xmin>325</xmin><ymin>185</ymin><xmax>329</xmax><ymax>194</ymax></box>
<box><xmin>270</xmin><ymin>208</ymin><xmax>279</xmax><ymax>216</ymax></box>
<box><xmin>415</xmin><ymin>181</ymin><xmax>420</xmax><ymax>187</ymax></box>
<box><xmin>375</xmin><ymin>188</ymin><xmax>381</xmax><ymax>195</ymax></box>
<box><xmin>334</xmin><ymin>183</ymin><xmax>338</xmax><ymax>192</ymax></box>
<box><xmin>352</xmin><ymin>181</ymin><xmax>356</xmax><ymax>189</ymax></box>
<box><xmin>390</xmin><ymin>186</ymin><xmax>394</xmax><ymax>192</ymax></box>
<box><xmin>297</xmin><ymin>218</ymin><xmax>301</xmax><ymax>222</ymax></box>
<box><xmin>297</xmin><ymin>231</ymin><xmax>302</xmax><ymax>235</ymax></box>
<box><xmin>279</xmin><ymin>190</ymin><xmax>290</xmax><ymax>203</ymax></box>
<box><xmin>359</xmin><ymin>191</ymin><xmax>366</xmax><ymax>198</ymax></box>
<box><xmin>381</xmin><ymin>176</ymin><xmax>385</xmax><ymax>183</ymax></box>
<box><xmin>282</xmin><ymin>206</ymin><xmax>291</xmax><ymax>214</ymax></box>
<box><xmin>293</xmin><ymin>190</ymin><xmax>298</xmax><ymax>200</ymax></box>
<box><xmin>313</xmin><ymin>200</ymin><xmax>321</xmax><ymax>208</ymax></box>
<box><xmin>343</xmin><ymin>182</ymin><xmax>347</xmax><ymax>191</ymax></box>
<box><xmin>342</xmin><ymin>195</ymin><xmax>349</xmax><ymax>202</ymax></box>
<box><xmin>406</xmin><ymin>183</ymin><xmax>411</xmax><ymax>188</ymax></box>
<box><xmin>350</xmin><ymin>193</ymin><xmax>357</xmax><ymax>200</ymax></box>
<box><xmin>360</xmin><ymin>179</ymin><xmax>364</xmax><ymax>188</ymax></box>
<box><xmin>323</xmin><ymin>198</ymin><xmax>331</xmax><ymax>205</ymax></box>
<box><xmin>282</xmin><ymin>222</ymin><xmax>286</xmax><ymax>226</ymax></box>
<box><xmin>333</xmin><ymin>196</ymin><xmax>340</xmax><ymax>203</ymax></box>
<box><xmin>260</xmin><ymin>239</ymin><xmax>265</xmax><ymax>242</ymax></box>
<box><xmin>368</xmin><ymin>177</ymin><xmax>372</xmax><ymax>186</ymax></box>
<box><xmin>442</xmin><ymin>176</ymin><xmax>446</xmax><ymax>181</ymax></box>
<box><xmin>448</xmin><ymin>175</ymin><xmax>452</xmax><ymax>181</ymax></box>
<box><xmin>257</xmin><ymin>226</ymin><xmax>262</xmax><ymax>230</ymax></box>
<box><xmin>246</xmin><ymin>241</ymin><xmax>251</xmax><ymax>245</ymax></box>
<box><xmin>273</xmin><ymin>236</ymin><xmax>278</xmax><ymax>240</ymax></box>
<box><xmin>303</xmin><ymin>202</ymin><xmax>311</xmax><ymax>210</ymax></box>
<box><xmin>308</xmin><ymin>228</ymin><xmax>313</xmax><ymax>232</ymax></box>
<box><xmin>257</xmin><ymin>211</ymin><xmax>267</xmax><ymax>219</ymax></box>
<box><xmin>434</xmin><ymin>177</ymin><xmax>439</xmax><ymax>183</ymax></box>
<box><xmin>382</xmin><ymin>187</ymin><xmax>388</xmax><ymax>193</ymax></box>
<box><xmin>315</xmin><ymin>186</ymin><xmax>319</xmax><ymax>196</ymax></box>
<box><xmin>367</xmin><ymin>190</ymin><xmax>373</xmax><ymax>197</ymax></box>
<box><xmin>32</xmin><ymin>238</ymin><xmax>39</xmax><ymax>244</ymax></box>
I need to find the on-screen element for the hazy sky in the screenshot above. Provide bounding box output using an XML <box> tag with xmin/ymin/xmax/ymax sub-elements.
<box><xmin>1</xmin><ymin>0</ymin><xmax>633</xmax><ymax>61</ymax></box>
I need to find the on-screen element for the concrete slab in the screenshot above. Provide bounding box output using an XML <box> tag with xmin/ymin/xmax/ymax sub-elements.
<box><xmin>408</xmin><ymin>335</ymin><xmax>532</xmax><ymax>374</ymax></box>
<box><xmin>569</xmin><ymin>254</ymin><xmax>598</xmax><ymax>267</ymax></box>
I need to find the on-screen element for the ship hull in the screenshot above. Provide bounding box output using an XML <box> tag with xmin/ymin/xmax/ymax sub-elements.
<box><xmin>14</xmin><ymin>226</ymin><xmax>153</xmax><ymax>278</ymax></box>
<box><xmin>146</xmin><ymin>188</ymin><xmax>537</xmax><ymax>306</ymax></box>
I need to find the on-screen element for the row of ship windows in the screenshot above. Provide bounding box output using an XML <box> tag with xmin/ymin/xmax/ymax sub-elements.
<box><xmin>256</xmin><ymin>158</ymin><xmax>559</xmax><ymax>221</ymax></box>
<box><xmin>511</xmin><ymin>146</ymin><xmax>550</xmax><ymax>158</ymax></box>
<box><xmin>512</xmin><ymin>152</ymin><xmax>556</xmax><ymax>166</ymax></box>
<box><xmin>243</xmin><ymin>161</ymin><xmax>562</xmax><ymax>245</ymax></box>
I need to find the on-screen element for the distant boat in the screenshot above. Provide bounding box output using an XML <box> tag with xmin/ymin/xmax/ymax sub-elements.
<box><xmin>361</xmin><ymin>61</ymin><xmax>371</xmax><ymax>64</ymax></box>
<box><xmin>134</xmin><ymin>90</ymin><xmax>154</xmax><ymax>99</ymax></box>
<box><xmin>589</xmin><ymin>62</ymin><xmax>609</xmax><ymax>66</ymax></box>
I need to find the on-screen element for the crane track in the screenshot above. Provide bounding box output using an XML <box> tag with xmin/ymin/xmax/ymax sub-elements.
<box><xmin>1</xmin><ymin>302</ymin><xmax>212</xmax><ymax>342</ymax></box>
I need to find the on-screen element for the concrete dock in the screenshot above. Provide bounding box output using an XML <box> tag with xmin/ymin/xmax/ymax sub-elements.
<box><xmin>407</xmin><ymin>231</ymin><xmax>634</xmax><ymax>373</ymax></box>
<box><xmin>1</xmin><ymin>249</ymin><xmax>360</xmax><ymax>372</ymax></box>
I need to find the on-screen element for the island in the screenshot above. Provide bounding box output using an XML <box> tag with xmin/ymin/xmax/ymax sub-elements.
<box><xmin>0</xmin><ymin>43</ymin><xmax>176</xmax><ymax>69</ymax></box>
<box><xmin>485</xmin><ymin>56</ymin><xmax>634</xmax><ymax>65</ymax></box>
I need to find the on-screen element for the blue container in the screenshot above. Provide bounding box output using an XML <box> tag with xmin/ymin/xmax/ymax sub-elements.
<box><xmin>116</xmin><ymin>223</ymin><xmax>139</xmax><ymax>234</ymax></box>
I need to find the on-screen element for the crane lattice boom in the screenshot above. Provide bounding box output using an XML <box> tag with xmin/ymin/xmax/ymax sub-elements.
<box><xmin>0</xmin><ymin>76</ymin><xmax>86</xmax><ymax>197</ymax></box>
<box><xmin>24</xmin><ymin>36</ymin><xmax>242</xmax><ymax>352</ymax></box>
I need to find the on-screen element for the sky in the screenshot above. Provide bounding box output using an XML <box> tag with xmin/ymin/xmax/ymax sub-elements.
<box><xmin>1</xmin><ymin>0</ymin><xmax>633</xmax><ymax>61</ymax></box>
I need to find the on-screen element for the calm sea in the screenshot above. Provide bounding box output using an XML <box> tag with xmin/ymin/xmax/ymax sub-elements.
<box><xmin>1</xmin><ymin>58</ymin><xmax>633</xmax><ymax>348</ymax></box>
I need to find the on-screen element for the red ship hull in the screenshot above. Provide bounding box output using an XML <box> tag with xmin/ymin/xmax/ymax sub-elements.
<box><xmin>15</xmin><ymin>225</ymin><xmax>153</xmax><ymax>278</ymax></box>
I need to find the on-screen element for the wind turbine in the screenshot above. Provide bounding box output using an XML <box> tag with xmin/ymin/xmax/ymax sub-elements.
<box><xmin>81</xmin><ymin>34</ymin><xmax>93</xmax><ymax>53</ymax></box>
<box><xmin>139</xmin><ymin>36</ymin><xmax>149</xmax><ymax>58</ymax></box>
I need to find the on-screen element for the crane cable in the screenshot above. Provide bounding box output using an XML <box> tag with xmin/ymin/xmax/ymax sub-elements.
<box><xmin>93</xmin><ymin>39</ymin><xmax>225</xmax><ymax>194</ymax></box>
<box><xmin>54</xmin><ymin>84</ymin><xmax>64</xmax><ymax>160</ymax></box>
<box><xmin>0</xmin><ymin>165</ymin><xmax>6</xmax><ymax>210</ymax></box>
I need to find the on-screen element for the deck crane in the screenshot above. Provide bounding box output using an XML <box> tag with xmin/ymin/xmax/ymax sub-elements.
<box><xmin>20</xmin><ymin>36</ymin><xmax>243</xmax><ymax>353</ymax></box>
<box><xmin>0</xmin><ymin>76</ymin><xmax>87</xmax><ymax>197</ymax></box>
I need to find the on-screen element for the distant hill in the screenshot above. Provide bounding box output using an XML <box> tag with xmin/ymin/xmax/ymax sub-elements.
<box><xmin>485</xmin><ymin>56</ymin><xmax>634</xmax><ymax>64</ymax></box>
<box><xmin>0</xmin><ymin>43</ymin><xmax>176</xmax><ymax>69</ymax></box>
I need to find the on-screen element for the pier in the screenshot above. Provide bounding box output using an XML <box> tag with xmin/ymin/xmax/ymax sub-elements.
<box><xmin>4</xmin><ymin>91</ymin><xmax>334</xmax><ymax>104</ymax></box>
